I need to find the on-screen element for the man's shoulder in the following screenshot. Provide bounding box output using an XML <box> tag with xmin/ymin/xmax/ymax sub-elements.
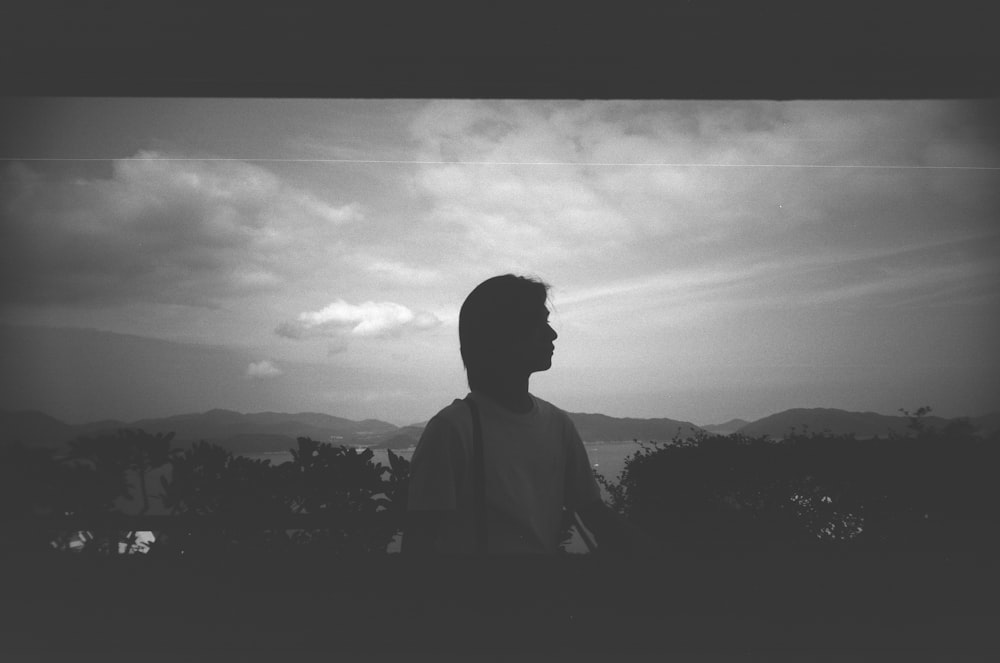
<box><xmin>434</xmin><ymin>397</ymin><xmax>471</xmax><ymax>421</ymax></box>
<box><xmin>421</xmin><ymin>398</ymin><xmax>472</xmax><ymax>437</ymax></box>
<box><xmin>411</xmin><ymin>399</ymin><xmax>474</xmax><ymax>461</ymax></box>
<box><xmin>531</xmin><ymin>395</ymin><xmax>575</xmax><ymax>426</ymax></box>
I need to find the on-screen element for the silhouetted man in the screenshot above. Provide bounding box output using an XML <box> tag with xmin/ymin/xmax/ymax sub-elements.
<box><xmin>403</xmin><ymin>274</ymin><xmax>644</xmax><ymax>554</ymax></box>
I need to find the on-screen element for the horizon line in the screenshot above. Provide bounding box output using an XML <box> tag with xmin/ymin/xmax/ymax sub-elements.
<box><xmin>4</xmin><ymin>403</ymin><xmax>994</xmax><ymax>430</ymax></box>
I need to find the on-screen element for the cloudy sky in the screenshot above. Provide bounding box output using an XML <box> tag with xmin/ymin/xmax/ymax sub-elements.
<box><xmin>1</xmin><ymin>98</ymin><xmax>998</xmax><ymax>426</ymax></box>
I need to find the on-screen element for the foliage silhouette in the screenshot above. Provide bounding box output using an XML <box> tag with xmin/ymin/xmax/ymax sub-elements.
<box><xmin>3</xmin><ymin>431</ymin><xmax>415</xmax><ymax>556</ymax></box>
<box><xmin>152</xmin><ymin>437</ymin><xmax>414</xmax><ymax>556</ymax></box>
<box><xmin>1</xmin><ymin>442</ymin><xmax>68</xmax><ymax>551</ymax></box>
<box><xmin>596</xmin><ymin>407</ymin><xmax>999</xmax><ymax>551</ymax></box>
<box><xmin>2</xmin><ymin>429</ymin><xmax>181</xmax><ymax>554</ymax></box>
<box><xmin>7</xmin><ymin>405</ymin><xmax>997</xmax><ymax>556</ymax></box>
<box><xmin>67</xmin><ymin>429</ymin><xmax>178</xmax><ymax>554</ymax></box>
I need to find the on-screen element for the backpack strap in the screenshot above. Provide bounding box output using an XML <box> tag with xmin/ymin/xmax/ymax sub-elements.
<box><xmin>464</xmin><ymin>395</ymin><xmax>487</xmax><ymax>554</ymax></box>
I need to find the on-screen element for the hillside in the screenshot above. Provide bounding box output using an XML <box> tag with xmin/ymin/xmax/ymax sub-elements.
<box><xmin>700</xmin><ymin>418</ymin><xmax>750</xmax><ymax>435</ymax></box>
<box><xmin>566</xmin><ymin>412</ymin><xmax>703</xmax><ymax>443</ymax></box>
<box><xmin>129</xmin><ymin>409</ymin><xmax>397</xmax><ymax>446</ymax></box>
<box><xmin>737</xmin><ymin>408</ymin><xmax>956</xmax><ymax>439</ymax></box>
<box><xmin>373</xmin><ymin>433</ymin><xmax>420</xmax><ymax>450</ymax></box>
<box><xmin>0</xmin><ymin>408</ymin><xmax>400</xmax><ymax>453</ymax></box>
<box><xmin>0</xmin><ymin>408</ymin><xmax>706</xmax><ymax>451</ymax></box>
<box><xmin>213</xmin><ymin>433</ymin><xmax>300</xmax><ymax>455</ymax></box>
<box><xmin>5</xmin><ymin>406</ymin><xmax>996</xmax><ymax>454</ymax></box>
<box><xmin>969</xmin><ymin>411</ymin><xmax>1000</xmax><ymax>436</ymax></box>
<box><xmin>0</xmin><ymin>410</ymin><xmax>78</xmax><ymax>449</ymax></box>
<box><xmin>371</xmin><ymin>425</ymin><xmax>425</xmax><ymax>450</ymax></box>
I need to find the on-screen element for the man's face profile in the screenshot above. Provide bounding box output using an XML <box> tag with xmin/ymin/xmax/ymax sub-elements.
<box><xmin>507</xmin><ymin>305</ymin><xmax>557</xmax><ymax>376</ymax></box>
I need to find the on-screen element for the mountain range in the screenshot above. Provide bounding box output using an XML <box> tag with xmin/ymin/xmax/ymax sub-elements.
<box><xmin>699</xmin><ymin>418</ymin><xmax>751</xmax><ymax>435</ymax></box>
<box><xmin>2</xmin><ymin>406</ymin><xmax>998</xmax><ymax>455</ymax></box>
<box><xmin>736</xmin><ymin>408</ymin><xmax>949</xmax><ymax>439</ymax></box>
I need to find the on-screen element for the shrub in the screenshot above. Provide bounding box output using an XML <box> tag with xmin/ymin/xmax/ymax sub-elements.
<box><xmin>4</xmin><ymin>432</ymin><xmax>412</xmax><ymax>556</ymax></box>
<box><xmin>598</xmin><ymin>411</ymin><xmax>1000</xmax><ymax>552</ymax></box>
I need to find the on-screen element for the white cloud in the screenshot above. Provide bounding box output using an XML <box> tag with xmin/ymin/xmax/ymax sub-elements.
<box><xmin>363</xmin><ymin>259</ymin><xmax>442</xmax><ymax>285</ymax></box>
<box><xmin>401</xmin><ymin>100</ymin><xmax>1000</xmax><ymax>342</ymax></box>
<box><xmin>276</xmin><ymin>299</ymin><xmax>442</xmax><ymax>340</ymax></box>
<box><xmin>246</xmin><ymin>360</ymin><xmax>283</xmax><ymax>379</ymax></box>
<box><xmin>0</xmin><ymin>151</ymin><xmax>363</xmax><ymax>307</ymax></box>
<box><xmin>407</xmin><ymin>103</ymin><xmax>790</xmax><ymax>275</ymax></box>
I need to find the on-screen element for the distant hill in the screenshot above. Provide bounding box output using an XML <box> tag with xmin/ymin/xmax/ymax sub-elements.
<box><xmin>128</xmin><ymin>409</ymin><xmax>397</xmax><ymax>447</ymax></box>
<box><xmin>700</xmin><ymin>418</ymin><xmax>750</xmax><ymax>435</ymax></box>
<box><xmin>0</xmin><ymin>408</ymin><xmax>400</xmax><ymax>454</ymax></box>
<box><xmin>970</xmin><ymin>412</ymin><xmax>1000</xmax><ymax>436</ymax></box>
<box><xmin>373</xmin><ymin>433</ymin><xmax>420</xmax><ymax>450</ymax></box>
<box><xmin>371</xmin><ymin>425</ymin><xmax>425</xmax><ymax>450</ymax></box>
<box><xmin>219</xmin><ymin>433</ymin><xmax>300</xmax><ymax>455</ymax></box>
<box><xmin>736</xmin><ymin>408</ymin><xmax>966</xmax><ymax>439</ymax></box>
<box><xmin>76</xmin><ymin>419</ymin><xmax>131</xmax><ymax>437</ymax></box>
<box><xmin>5</xmin><ymin>407</ymin><xmax>996</xmax><ymax>455</ymax></box>
<box><xmin>0</xmin><ymin>410</ymin><xmax>78</xmax><ymax>450</ymax></box>
<box><xmin>372</xmin><ymin>411</ymin><xmax>708</xmax><ymax>447</ymax></box>
<box><xmin>566</xmin><ymin>412</ymin><xmax>703</xmax><ymax>442</ymax></box>
<box><xmin>374</xmin><ymin>413</ymin><xmax>704</xmax><ymax>447</ymax></box>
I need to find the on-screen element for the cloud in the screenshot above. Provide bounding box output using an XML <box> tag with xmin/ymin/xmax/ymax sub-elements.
<box><xmin>276</xmin><ymin>299</ymin><xmax>441</xmax><ymax>340</ymax></box>
<box><xmin>365</xmin><ymin>260</ymin><xmax>442</xmax><ymax>285</ymax></box>
<box><xmin>0</xmin><ymin>151</ymin><xmax>363</xmax><ymax>307</ymax></box>
<box><xmin>246</xmin><ymin>360</ymin><xmax>283</xmax><ymax>379</ymax></box>
<box><xmin>406</xmin><ymin>101</ymin><xmax>810</xmax><ymax>276</ymax></box>
<box><xmin>338</xmin><ymin>256</ymin><xmax>443</xmax><ymax>286</ymax></box>
<box><xmin>403</xmin><ymin>100</ymin><xmax>1000</xmax><ymax>308</ymax></box>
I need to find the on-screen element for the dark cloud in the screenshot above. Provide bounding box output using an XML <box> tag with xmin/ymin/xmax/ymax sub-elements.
<box><xmin>0</xmin><ymin>325</ymin><xmax>281</xmax><ymax>422</ymax></box>
<box><xmin>0</xmin><ymin>152</ymin><xmax>361</xmax><ymax>307</ymax></box>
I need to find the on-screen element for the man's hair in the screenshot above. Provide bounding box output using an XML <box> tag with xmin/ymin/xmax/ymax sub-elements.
<box><xmin>459</xmin><ymin>274</ymin><xmax>551</xmax><ymax>389</ymax></box>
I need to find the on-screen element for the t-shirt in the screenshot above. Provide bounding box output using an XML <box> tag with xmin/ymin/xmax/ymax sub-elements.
<box><xmin>406</xmin><ymin>391</ymin><xmax>602</xmax><ymax>554</ymax></box>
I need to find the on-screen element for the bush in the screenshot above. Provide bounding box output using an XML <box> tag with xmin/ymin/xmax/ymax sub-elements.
<box><xmin>3</xmin><ymin>433</ymin><xmax>411</xmax><ymax>556</ymax></box>
<box><xmin>9</xmin><ymin>405</ymin><xmax>996</xmax><ymax>556</ymax></box>
<box><xmin>597</xmin><ymin>410</ymin><xmax>1000</xmax><ymax>551</ymax></box>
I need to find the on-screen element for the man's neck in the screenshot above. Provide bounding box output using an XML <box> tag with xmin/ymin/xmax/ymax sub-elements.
<box><xmin>475</xmin><ymin>375</ymin><xmax>533</xmax><ymax>414</ymax></box>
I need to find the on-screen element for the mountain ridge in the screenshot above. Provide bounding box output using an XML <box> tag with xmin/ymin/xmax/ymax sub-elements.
<box><xmin>3</xmin><ymin>406</ymin><xmax>998</xmax><ymax>454</ymax></box>
<box><xmin>564</xmin><ymin>411</ymin><xmax>703</xmax><ymax>443</ymax></box>
<box><xmin>701</xmin><ymin>418</ymin><xmax>751</xmax><ymax>435</ymax></box>
<box><xmin>734</xmin><ymin>407</ymin><xmax>993</xmax><ymax>439</ymax></box>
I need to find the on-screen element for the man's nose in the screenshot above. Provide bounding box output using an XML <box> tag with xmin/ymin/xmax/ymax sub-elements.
<box><xmin>547</xmin><ymin>325</ymin><xmax>558</xmax><ymax>341</ymax></box>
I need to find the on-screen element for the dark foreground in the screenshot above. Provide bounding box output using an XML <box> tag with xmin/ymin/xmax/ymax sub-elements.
<box><xmin>3</xmin><ymin>550</ymin><xmax>998</xmax><ymax>661</ymax></box>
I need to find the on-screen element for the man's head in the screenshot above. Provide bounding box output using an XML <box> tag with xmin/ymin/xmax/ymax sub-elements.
<box><xmin>459</xmin><ymin>274</ymin><xmax>557</xmax><ymax>389</ymax></box>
